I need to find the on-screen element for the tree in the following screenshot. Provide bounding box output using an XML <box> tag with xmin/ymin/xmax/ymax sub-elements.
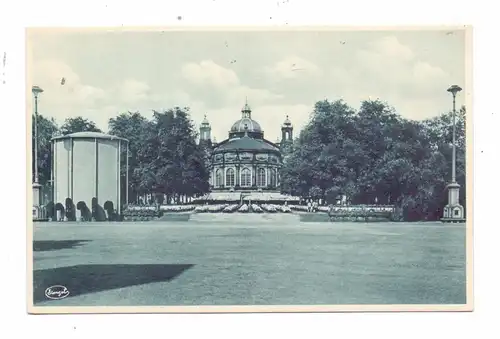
<box><xmin>60</xmin><ymin>117</ymin><xmax>102</xmax><ymax>135</ymax></box>
<box><xmin>173</xmin><ymin>108</ymin><xmax>210</xmax><ymax>198</ymax></box>
<box><xmin>136</xmin><ymin>107</ymin><xmax>210</xmax><ymax>203</ymax></box>
<box><xmin>281</xmin><ymin>99</ymin><xmax>360</xmax><ymax>200</ymax></box>
<box><xmin>32</xmin><ymin>114</ymin><xmax>59</xmax><ymax>185</ymax></box>
<box><xmin>108</xmin><ymin>111</ymin><xmax>149</xmax><ymax>204</ymax></box>
<box><xmin>280</xmin><ymin>97</ymin><xmax>467</xmax><ymax>221</ymax></box>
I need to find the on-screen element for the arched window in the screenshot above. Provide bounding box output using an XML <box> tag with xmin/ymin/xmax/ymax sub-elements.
<box><xmin>215</xmin><ymin>169</ymin><xmax>223</xmax><ymax>187</ymax></box>
<box><xmin>270</xmin><ymin>168</ymin><xmax>277</xmax><ymax>187</ymax></box>
<box><xmin>226</xmin><ymin>168</ymin><xmax>235</xmax><ymax>187</ymax></box>
<box><xmin>257</xmin><ymin>168</ymin><xmax>266</xmax><ymax>187</ymax></box>
<box><xmin>241</xmin><ymin>168</ymin><xmax>251</xmax><ymax>187</ymax></box>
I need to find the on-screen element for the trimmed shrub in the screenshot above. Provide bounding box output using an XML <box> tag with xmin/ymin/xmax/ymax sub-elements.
<box><xmin>194</xmin><ymin>204</ymin><xmax>228</xmax><ymax>213</ymax></box>
<box><xmin>222</xmin><ymin>204</ymin><xmax>239</xmax><ymax>213</ymax></box>
<box><xmin>90</xmin><ymin>197</ymin><xmax>107</xmax><ymax>221</ymax></box>
<box><xmin>103</xmin><ymin>201</ymin><xmax>115</xmax><ymax>221</ymax></box>
<box><xmin>122</xmin><ymin>206</ymin><xmax>162</xmax><ymax>221</ymax></box>
<box><xmin>54</xmin><ymin>203</ymin><xmax>65</xmax><ymax>221</ymax></box>
<box><xmin>65</xmin><ymin>198</ymin><xmax>76</xmax><ymax>221</ymax></box>
<box><xmin>160</xmin><ymin>205</ymin><xmax>196</xmax><ymax>212</ymax></box>
<box><xmin>45</xmin><ymin>201</ymin><xmax>55</xmax><ymax>220</ymax></box>
<box><xmin>76</xmin><ymin>201</ymin><xmax>92</xmax><ymax>221</ymax></box>
<box><xmin>328</xmin><ymin>205</ymin><xmax>394</xmax><ymax>221</ymax></box>
<box><xmin>91</xmin><ymin>197</ymin><xmax>98</xmax><ymax>220</ymax></box>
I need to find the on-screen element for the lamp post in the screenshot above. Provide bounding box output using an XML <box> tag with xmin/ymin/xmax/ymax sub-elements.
<box><xmin>442</xmin><ymin>84</ymin><xmax>465</xmax><ymax>223</ymax></box>
<box><xmin>32</xmin><ymin>85</ymin><xmax>44</xmax><ymax>221</ymax></box>
<box><xmin>449</xmin><ymin>85</ymin><xmax>461</xmax><ymax>184</ymax></box>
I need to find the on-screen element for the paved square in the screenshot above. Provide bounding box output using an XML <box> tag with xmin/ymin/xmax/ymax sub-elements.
<box><xmin>32</xmin><ymin>221</ymin><xmax>466</xmax><ymax>306</ymax></box>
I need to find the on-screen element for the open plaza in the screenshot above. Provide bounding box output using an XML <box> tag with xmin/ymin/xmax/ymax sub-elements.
<box><xmin>33</xmin><ymin>219</ymin><xmax>466</xmax><ymax>306</ymax></box>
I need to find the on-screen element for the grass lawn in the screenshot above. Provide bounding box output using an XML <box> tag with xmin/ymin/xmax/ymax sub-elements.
<box><xmin>32</xmin><ymin>221</ymin><xmax>466</xmax><ymax>306</ymax></box>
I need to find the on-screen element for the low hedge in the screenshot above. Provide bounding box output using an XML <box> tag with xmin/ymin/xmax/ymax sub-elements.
<box><xmin>122</xmin><ymin>208</ymin><xmax>163</xmax><ymax>221</ymax></box>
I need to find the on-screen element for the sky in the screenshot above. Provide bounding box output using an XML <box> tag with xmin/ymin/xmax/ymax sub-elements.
<box><xmin>28</xmin><ymin>28</ymin><xmax>467</xmax><ymax>143</ymax></box>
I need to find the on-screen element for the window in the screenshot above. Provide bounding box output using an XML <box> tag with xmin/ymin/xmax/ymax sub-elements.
<box><xmin>215</xmin><ymin>169</ymin><xmax>223</xmax><ymax>187</ymax></box>
<box><xmin>241</xmin><ymin>168</ymin><xmax>252</xmax><ymax>187</ymax></box>
<box><xmin>226</xmin><ymin>168</ymin><xmax>235</xmax><ymax>187</ymax></box>
<box><xmin>240</xmin><ymin>152</ymin><xmax>253</xmax><ymax>160</ymax></box>
<box><xmin>270</xmin><ymin>168</ymin><xmax>277</xmax><ymax>187</ymax></box>
<box><xmin>257</xmin><ymin>168</ymin><xmax>266</xmax><ymax>187</ymax></box>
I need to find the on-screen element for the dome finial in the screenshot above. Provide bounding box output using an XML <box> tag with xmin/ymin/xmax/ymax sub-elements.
<box><xmin>201</xmin><ymin>114</ymin><xmax>210</xmax><ymax>126</ymax></box>
<box><xmin>242</xmin><ymin>98</ymin><xmax>251</xmax><ymax>118</ymax></box>
<box><xmin>283</xmin><ymin>114</ymin><xmax>292</xmax><ymax>126</ymax></box>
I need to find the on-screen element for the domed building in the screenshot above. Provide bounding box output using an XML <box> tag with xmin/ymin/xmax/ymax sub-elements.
<box><xmin>199</xmin><ymin>100</ymin><xmax>294</xmax><ymax>193</ymax></box>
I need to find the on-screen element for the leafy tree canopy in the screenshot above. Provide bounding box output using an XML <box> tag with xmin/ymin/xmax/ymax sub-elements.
<box><xmin>281</xmin><ymin>99</ymin><xmax>466</xmax><ymax>221</ymax></box>
<box><xmin>60</xmin><ymin>116</ymin><xmax>102</xmax><ymax>135</ymax></box>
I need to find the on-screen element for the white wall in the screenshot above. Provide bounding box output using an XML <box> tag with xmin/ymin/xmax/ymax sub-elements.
<box><xmin>98</xmin><ymin>139</ymin><xmax>120</xmax><ymax>210</ymax></box>
<box><xmin>72</xmin><ymin>139</ymin><xmax>96</xmax><ymax>208</ymax></box>
<box><xmin>54</xmin><ymin>138</ymin><xmax>71</xmax><ymax>206</ymax></box>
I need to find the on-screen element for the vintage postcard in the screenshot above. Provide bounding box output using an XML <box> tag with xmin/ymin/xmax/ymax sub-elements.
<box><xmin>27</xmin><ymin>26</ymin><xmax>473</xmax><ymax>314</ymax></box>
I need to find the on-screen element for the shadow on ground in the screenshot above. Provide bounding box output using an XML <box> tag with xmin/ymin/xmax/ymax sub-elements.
<box><xmin>33</xmin><ymin>264</ymin><xmax>194</xmax><ymax>304</ymax></box>
<box><xmin>33</xmin><ymin>240</ymin><xmax>92</xmax><ymax>252</ymax></box>
<box><xmin>157</xmin><ymin>214</ymin><xmax>191</xmax><ymax>221</ymax></box>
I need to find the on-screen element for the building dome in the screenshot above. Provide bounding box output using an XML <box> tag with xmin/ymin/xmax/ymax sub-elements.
<box><xmin>230</xmin><ymin>118</ymin><xmax>262</xmax><ymax>133</ymax></box>
<box><xmin>228</xmin><ymin>99</ymin><xmax>264</xmax><ymax>139</ymax></box>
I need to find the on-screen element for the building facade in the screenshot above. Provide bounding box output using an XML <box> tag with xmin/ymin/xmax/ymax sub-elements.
<box><xmin>199</xmin><ymin>101</ymin><xmax>293</xmax><ymax>193</ymax></box>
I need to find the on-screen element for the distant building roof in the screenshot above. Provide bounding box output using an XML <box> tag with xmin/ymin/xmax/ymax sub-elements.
<box><xmin>214</xmin><ymin>135</ymin><xmax>279</xmax><ymax>152</ymax></box>
<box><xmin>52</xmin><ymin>131</ymin><xmax>128</xmax><ymax>142</ymax></box>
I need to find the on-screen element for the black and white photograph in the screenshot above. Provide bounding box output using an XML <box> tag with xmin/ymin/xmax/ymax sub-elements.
<box><xmin>27</xmin><ymin>26</ymin><xmax>472</xmax><ymax>313</ymax></box>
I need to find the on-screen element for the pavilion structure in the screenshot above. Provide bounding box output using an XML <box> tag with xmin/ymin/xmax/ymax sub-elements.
<box><xmin>195</xmin><ymin>100</ymin><xmax>298</xmax><ymax>205</ymax></box>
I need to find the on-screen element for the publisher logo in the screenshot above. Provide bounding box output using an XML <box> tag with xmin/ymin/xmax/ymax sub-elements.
<box><xmin>44</xmin><ymin>285</ymin><xmax>70</xmax><ymax>300</ymax></box>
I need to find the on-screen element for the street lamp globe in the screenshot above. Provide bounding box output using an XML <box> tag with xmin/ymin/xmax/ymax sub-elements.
<box><xmin>32</xmin><ymin>85</ymin><xmax>44</xmax><ymax>96</ymax></box>
<box><xmin>447</xmin><ymin>85</ymin><xmax>462</xmax><ymax>96</ymax></box>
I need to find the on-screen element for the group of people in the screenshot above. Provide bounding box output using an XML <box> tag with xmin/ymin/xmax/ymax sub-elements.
<box><xmin>307</xmin><ymin>201</ymin><xmax>319</xmax><ymax>212</ymax></box>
